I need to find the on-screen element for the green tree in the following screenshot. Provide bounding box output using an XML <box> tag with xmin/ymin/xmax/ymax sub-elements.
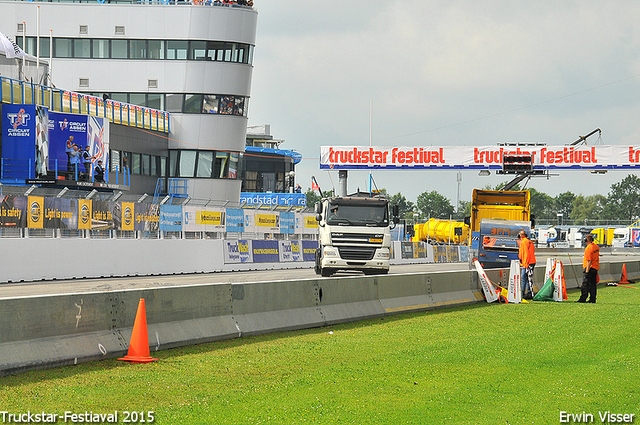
<box><xmin>571</xmin><ymin>194</ymin><xmax>607</xmax><ymax>225</ymax></box>
<box><xmin>528</xmin><ymin>187</ymin><xmax>554</xmax><ymax>222</ymax></box>
<box><xmin>389</xmin><ymin>192</ymin><xmax>416</xmax><ymax>218</ymax></box>
<box><xmin>305</xmin><ymin>188</ymin><xmax>333</xmax><ymax>210</ymax></box>
<box><xmin>554</xmin><ymin>191</ymin><xmax>576</xmax><ymax>223</ymax></box>
<box><xmin>416</xmin><ymin>190</ymin><xmax>455</xmax><ymax>219</ymax></box>
<box><xmin>604</xmin><ymin>175</ymin><xmax>640</xmax><ymax>222</ymax></box>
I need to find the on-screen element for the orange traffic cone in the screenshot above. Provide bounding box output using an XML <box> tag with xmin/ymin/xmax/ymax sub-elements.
<box><xmin>118</xmin><ymin>298</ymin><xmax>158</xmax><ymax>363</ymax></box>
<box><xmin>619</xmin><ymin>264</ymin><xmax>631</xmax><ymax>284</ymax></box>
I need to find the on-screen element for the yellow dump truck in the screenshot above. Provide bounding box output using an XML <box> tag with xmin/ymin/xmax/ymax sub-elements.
<box><xmin>467</xmin><ymin>189</ymin><xmax>532</xmax><ymax>268</ymax></box>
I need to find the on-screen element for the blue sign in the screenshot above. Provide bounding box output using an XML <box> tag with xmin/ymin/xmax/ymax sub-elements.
<box><xmin>1</xmin><ymin>104</ymin><xmax>40</xmax><ymax>179</ymax></box>
<box><xmin>252</xmin><ymin>240</ymin><xmax>279</xmax><ymax>263</ymax></box>
<box><xmin>226</xmin><ymin>208</ymin><xmax>245</xmax><ymax>232</ymax></box>
<box><xmin>280</xmin><ymin>211</ymin><xmax>295</xmax><ymax>234</ymax></box>
<box><xmin>240</xmin><ymin>192</ymin><xmax>306</xmax><ymax>207</ymax></box>
<box><xmin>302</xmin><ymin>240</ymin><xmax>318</xmax><ymax>261</ymax></box>
<box><xmin>159</xmin><ymin>205</ymin><xmax>182</xmax><ymax>232</ymax></box>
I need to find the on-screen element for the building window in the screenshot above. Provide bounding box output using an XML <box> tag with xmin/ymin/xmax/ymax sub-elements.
<box><xmin>165</xmin><ymin>94</ymin><xmax>183</xmax><ymax>113</ymax></box>
<box><xmin>93</xmin><ymin>39</ymin><xmax>110</xmax><ymax>58</ymax></box>
<box><xmin>214</xmin><ymin>151</ymin><xmax>229</xmax><ymax>178</ymax></box>
<box><xmin>196</xmin><ymin>151</ymin><xmax>213</xmax><ymax>178</ymax></box>
<box><xmin>148</xmin><ymin>40</ymin><xmax>165</xmax><ymax>60</ymax></box>
<box><xmin>220</xmin><ymin>96</ymin><xmax>234</xmax><ymax>115</ymax></box>
<box><xmin>111</xmin><ymin>39</ymin><xmax>128</xmax><ymax>59</ymax></box>
<box><xmin>179</xmin><ymin>150</ymin><xmax>197</xmax><ymax>178</ymax></box>
<box><xmin>131</xmin><ymin>153</ymin><xmax>141</xmax><ymax>175</ymax></box>
<box><xmin>141</xmin><ymin>154</ymin><xmax>150</xmax><ymax>175</ymax></box>
<box><xmin>54</xmin><ymin>38</ymin><xmax>73</xmax><ymax>58</ymax></box>
<box><xmin>229</xmin><ymin>153</ymin><xmax>239</xmax><ymax>179</ymax></box>
<box><xmin>150</xmin><ymin>155</ymin><xmax>158</xmax><ymax>176</ymax></box>
<box><xmin>184</xmin><ymin>94</ymin><xmax>203</xmax><ymax>114</ymax></box>
<box><xmin>167</xmin><ymin>40</ymin><xmax>188</xmax><ymax>60</ymax></box>
<box><xmin>147</xmin><ymin>93</ymin><xmax>163</xmax><ymax>110</ymax></box>
<box><xmin>169</xmin><ymin>151</ymin><xmax>179</xmax><ymax>177</ymax></box>
<box><xmin>129</xmin><ymin>94</ymin><xmax>146</xmax><ymax>108</ymax></box>
<box><xmin>203</xmin><ymin>95</ymin><xmax>219</xmax><ymax>114</ymax></box>
<box><xmin>129</xmin><ymin>40</ymin><xmax>147</xmax><ymax>59</ymax></box>
<box><xmin>74</xmin><ymin>39</ymin><xmax>91</xmax><ymax>58</ymax></box>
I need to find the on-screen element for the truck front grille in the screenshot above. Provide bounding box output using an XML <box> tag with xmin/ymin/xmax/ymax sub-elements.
<box><xmin>338</xmin><ymin>247</ymin><xmax>376</xmax><ymax>261</ymax></box>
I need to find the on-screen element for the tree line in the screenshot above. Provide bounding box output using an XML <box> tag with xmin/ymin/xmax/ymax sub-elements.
<box><xmin>305</xmin><ymin>174</ymin><xmax>640</xmax><ymax>227</ymax></box>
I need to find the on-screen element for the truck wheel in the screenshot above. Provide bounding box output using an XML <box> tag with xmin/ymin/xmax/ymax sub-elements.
<box><xmin>321</xmin><ymin>268</ymin><xmax>334</xmax><ymax>277</ymax></box>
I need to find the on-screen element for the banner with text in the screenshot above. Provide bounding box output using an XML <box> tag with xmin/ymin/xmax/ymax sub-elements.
<box><xmin>320</xmin><ymin>145</ymin><xmax>640</xmax><ymax>170</ymax></box>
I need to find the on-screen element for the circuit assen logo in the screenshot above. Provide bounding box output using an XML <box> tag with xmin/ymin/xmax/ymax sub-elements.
<box><xmin>123</xmin><ymin>206</ymin><xmax>133</xmax><ymax>228</ymax></box>
<box><xmin>7</xmin><ymin>108</ymin><xmax>30</xmax><ymax>129</ymax></box>
<box><xmin>29</xmin><ymin>200</ymin><xmax>41</xmax><ymax>224</ymax></box>
<box><xmin>80</xmin><ymin>204</ymin><xmax>90</xmax><ymax>226</ymax></box>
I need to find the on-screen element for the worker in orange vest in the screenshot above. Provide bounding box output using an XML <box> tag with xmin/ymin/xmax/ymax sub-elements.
<box><xmin>518</xmin><ymin>230</ymin><xmax>537</xmax><ymax>299</ymax></box>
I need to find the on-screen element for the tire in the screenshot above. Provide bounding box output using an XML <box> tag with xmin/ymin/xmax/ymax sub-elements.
<box><xmin>321</xmin><ymin>268</ymin><xmax>334</xmax><ymax>277</ymax></box>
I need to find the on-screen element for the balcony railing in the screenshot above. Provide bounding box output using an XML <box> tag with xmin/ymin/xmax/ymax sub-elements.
<box><xmin>0</xmin><ymin>75</ymin><xmax>170</xmax><ymax>133</ymax></box>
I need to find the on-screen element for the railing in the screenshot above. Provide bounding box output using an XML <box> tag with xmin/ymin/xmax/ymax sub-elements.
<box><xmin>0</xmin><ymin>75</ymin><xmax>170</xmax><ymax>133</ymax></box>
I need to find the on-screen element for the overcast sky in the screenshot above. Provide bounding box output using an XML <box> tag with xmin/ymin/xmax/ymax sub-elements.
<box><xmin>248</xmin><ymin>0</ymin><xmax>640</xmax><ymax>207</ymax></box>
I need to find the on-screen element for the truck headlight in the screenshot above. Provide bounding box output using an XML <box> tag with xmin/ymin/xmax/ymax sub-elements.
<box><xmin>376</xmin><ymin>250</ymin><xmax>390</xmax><ymax>259</ymax></box>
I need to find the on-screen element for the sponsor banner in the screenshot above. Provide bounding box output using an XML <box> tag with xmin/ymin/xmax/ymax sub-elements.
<box><xmin>44</xmin><ymin>197</ymin><xmax>77</xmax><ymax>230</ymax></box>
<box><xmin>280</xmin><ymin>212</ymin><xmax>295</xmax><ymax>234</ymax></box>
<box><xmin>320</xmin><ymin>145</ymin><xmax>640</xmax><ymax>170</ymax></box>
<box><xmin>446</xmin><ymin>245</ymin><xmax>459</xmax><ymax>262</ymax></box>
<box><xmin>224</xmin><ymin>240</ymin><xmax>252</xmax><ymax>263</ymax></box>
<box><xmin>401</xmin><ymin>241</ymin><xmax>414</xmax><ymax>259</ymax></box>
<box><xmin>239</xmin><ymin>192</ymin><xmax>307</xmax><ymax>207</ymax></box>
<box><xmin>633</xmin><ymin>229</ymin><xmax>640</xmax><ymax>247</ymax></box>
<box><xmin>78</xmin><ymin>199</ymin><xmax>92</xmax><ymax>230</ymax></box>
<box><xmin>252</xmin><ymin>240</ymin><xmax>279</xmax><ymax>263</ymax></box>
<box><xmin>184</xmin><ymin>207</ymin><xmax>225</xmax><ymax>232</ymax></box>
<box><xmin>302</xmin><ymin>240</ymin><xmax>318</xmax><ymax>261</ymax></box>
<box><xmin>243</xmin><ymin>210</ymin><xmax>255</xmax><ymax>233</ymax></box>
<box><xmin>459</xmin><ymin>245</ymin><xmax>469</xmax><ymax>262</ymax></box>
<box><xmin>49</xmin><ymin>112</ymin><xmax>109</xmax><ymax>179</ymax></box>
<box><xmin>0</xmin><ymin>196</ymin><xmax>27</xmax><ymax>228</ymax></box>
<box><xmin>134</xmin><ymin>203</ymin><xmax>160</xmax><ymax>232</ymax></box>
<box><xmin>291</xmin><ymin>240</ymin><xmax>303</xmax><ymax>261</ymax></box>
<box><xmin>27</xmin><ymin>196</ymin><xmax>44</xmax><ymax>229</ymax></box>
<box><xmin>226</xmin><ymin>208</ymin><xmax>245</xmax><ymax>233</ymax></box>
<box><xmin>279</xmin><ymin>241</ymin><xmax>294</xmax><ymax>262</ymax></box>
<box><xmin>2</xmin><ymin>104</ymin><xmax>39</xmax><ymax>179</ymax></box>
<box><xmin>197</xmin><ymin>209</ymin><xmax>225</xmax><ymax>231</ymax></box>
<box><xmin>183</xmin><ymin>206</ymin><xmax>199</xmax><ymax>232</ymax></box>
<box><xmin>92</xmin><ymin>201</ymin><xmax>114</xmax><ymax>230</ymax></box>
<box><xmin>255</xmin><ymin>212</ymin><xmax>279</xmax><ymax>232</ymax></box>
<box><xmin>296</xmin><ymin>213</ymin><xmax>319</xmax><ymax>234</ymax></box>
<box><xmin>159</xmin><ymin>205</ymin><xmax>183</xmax><ymax>232</ymax></box>
<box><xmin>433</xmin><ymin>245</ymin><xmax>447</xmax><ymax>262</ymax></box>
<box><xmin>121</xmin><ymin>202</ymin><xmax>135</xmax><ymax>231</ymax></box>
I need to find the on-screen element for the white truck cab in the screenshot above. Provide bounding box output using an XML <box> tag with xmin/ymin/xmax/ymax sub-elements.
<box><xmin>314</xmin><ymin>196</ymin><xmax>399</xmax><ymax>277</ymax></box>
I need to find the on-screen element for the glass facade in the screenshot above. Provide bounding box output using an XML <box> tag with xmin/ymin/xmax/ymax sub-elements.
<box><xmin>18</xmin><ymin>37</ymin><xmax>254</xmax><ymax>65</ymax></box>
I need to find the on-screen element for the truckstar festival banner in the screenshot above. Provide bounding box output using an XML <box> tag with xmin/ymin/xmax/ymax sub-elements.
<box><xmin>320</xmin><ymin>145</ymin><xmax>640</xmax><ymax>170</ymax></box>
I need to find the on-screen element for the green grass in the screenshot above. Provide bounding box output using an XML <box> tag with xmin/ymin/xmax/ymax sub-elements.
<box><xmin>2</xmin><ymin>285</ymin><xmax>640</xmax><ymax>424</ymax></box>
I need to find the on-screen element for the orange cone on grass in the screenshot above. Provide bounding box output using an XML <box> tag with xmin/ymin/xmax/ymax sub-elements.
<box><xmin>118</xmin><ymin>298</ymin><xmax>158</xmax><ymax>363</ymax></box>
<box><xmin>619</xmin><ymin>263</ymin><xmax>631</xmax><ymax>284</ymax></box>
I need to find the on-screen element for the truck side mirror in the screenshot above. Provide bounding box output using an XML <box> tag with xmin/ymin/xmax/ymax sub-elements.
<box><xmin>392</xmin><ymin>204</ymin><xmax>399</xmax><ymax>218</ymax></box>
<box><xmin>314</xmin><ymin>203</ymin><xmax>322</xmax><ymax>215</ymax></box>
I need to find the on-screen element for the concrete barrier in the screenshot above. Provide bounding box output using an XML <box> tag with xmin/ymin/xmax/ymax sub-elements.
<box><xmin>1</xmin><ymin>259</ymin><xmax>639</xmax><ymax>376</ymax></box>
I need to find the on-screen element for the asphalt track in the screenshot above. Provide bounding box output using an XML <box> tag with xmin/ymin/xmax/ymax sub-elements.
<box><xmin>0</xmin><ymin>253</ymin><xmax>634</xmax><ymax>299</ymax></box>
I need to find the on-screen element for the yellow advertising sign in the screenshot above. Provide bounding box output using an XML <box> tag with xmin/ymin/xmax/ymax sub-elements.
<box><xmin>197</xmin><ymin>210</ymin><xmax>223</xmax><ymax>226</ymax></box>
<box><xmin>78</xmin><ymin>199</ymin><xmax>92</xmax><ymax>230</ymax></box>
<box><xmin>121</xmin><ymin>202</ymin><xmax>135</xmax><ymax>231</ymax></box>
<box><xmin>256</xmin><ymin>213</ymin><xmax>277</xmax><ymax>228</ymax></box>
<box><xmin>304</xmin><ymin>216</ymin><xmax>319</xmax><ymax>229</ymax></box>
<box><xmin>27</xmin><ymin>196</ymin><xmax>44</xmax><ymax>229</ymax></box>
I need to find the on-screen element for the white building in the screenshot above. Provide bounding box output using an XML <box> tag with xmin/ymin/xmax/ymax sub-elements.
<box><xmin>0</xmin><ymin>0</ymin><xmax>257</xmax><ymax>202</ymax></box>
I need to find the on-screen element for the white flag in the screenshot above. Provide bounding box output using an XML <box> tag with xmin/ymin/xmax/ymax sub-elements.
<box><xmin>0</xmin><ymin>31</ymin><xmax>28</xmax><ymax>59</ymax></box>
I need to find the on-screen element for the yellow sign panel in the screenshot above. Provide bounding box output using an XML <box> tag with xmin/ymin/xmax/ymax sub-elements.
<box><xmin>121</xmin><ymin>202</ymin><xmax>135</xmax><ymax>231</ymax></box>
<box><xmin>27</xmin><ymin>196</ymin><xmax>44</xmax><ymax>229</ymax></box>
<box><xmin>304</xmin><ymin>216</ymin><xmax>319</xmax><ymax>229</ymax></box>
<box><xmin>78</xmin><ymin>199</ymin><xmax>92</xmax><ymax>230</ymax></box>
<box><xmin>197</xmin><ymin>210</ymin><xmax>223</xmax><ymax>226</ymax></box>
<box><xmin>256</xmin><ymin>213</ymin><xmax>277</xmax><ymax>228</ymax></box>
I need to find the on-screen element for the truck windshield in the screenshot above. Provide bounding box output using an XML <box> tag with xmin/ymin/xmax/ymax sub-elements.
<box><xmin>327</xmin><ymin>203</ymin><xmax>388</xmax><ymax>227</ymax></box>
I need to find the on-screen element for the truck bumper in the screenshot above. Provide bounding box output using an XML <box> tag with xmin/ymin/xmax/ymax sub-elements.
<box><xmin>320</xmin><ymin>246</ymin><xmax>390</xmax><ymax>271</ymax></box>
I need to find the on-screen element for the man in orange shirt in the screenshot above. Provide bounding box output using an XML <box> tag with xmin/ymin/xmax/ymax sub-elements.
<box><xmin>577</xmin><ymin>234</ymin><xmax>600</xmax><ymax>303</ymax></box>
<box><xmin>518</xmin><ymin>230</ymin><xmax>536</xmax><ymax>299</ymax></box>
